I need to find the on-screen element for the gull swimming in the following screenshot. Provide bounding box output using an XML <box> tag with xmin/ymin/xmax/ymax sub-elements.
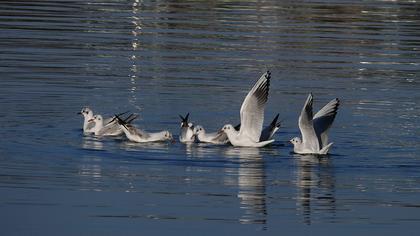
<box><xmin>116</xmin><ymin>116</ymin><xmax>173</xmax><ymax>143</ymax></box>
<box><xmin>89</xmin><ymin>113</ymin><xmax>136</xmax><ymax>136</ymax></box>
<box><xmin>179</xmin><ymin>113</ymin><xmax>195</xmax><ymax>143</ymax></box>
<box><xmin>78</xmin><ymin>107</ymin><xmax>95</xmax><ymax>133</ymax></box>
<box><xmin>194</xmin><ymin>124</ymin><xmax>240</xmax><ymax>144</ymax></box>
<box><xmin>221</xmin><ymin>71</ymin><xmax>275</xmax><ymax>147</ymax></box>
<box><xmin>290</xmin><ymin>93</ymin><xmax>340</xmax><ymax>155</ymax></box>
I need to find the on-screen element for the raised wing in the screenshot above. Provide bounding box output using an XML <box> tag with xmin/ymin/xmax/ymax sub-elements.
<box><xmin>260</xmin><ymin>113</ymin><xmax>280</xmax><ymax>141</ymax></box>
<box><xmin>313</xmin><ymin>98</ymin><xmax>339</xmax><ymax>147</ymax></box>
<box><xmin>238</xmin><ymin>71</ymin><xmax>270</xmax><ymax>142</ymax></box>
<box><xmin>298</xmin><ymin>93</ymin><xmax>319</xmax><ymax>151</ymax></box>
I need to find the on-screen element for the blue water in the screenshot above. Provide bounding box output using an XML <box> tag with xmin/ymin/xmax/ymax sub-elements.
<box><xmin>1</xmin><ymin>0</ymin><xmax>420</xmax><ymax>235</ymax></box>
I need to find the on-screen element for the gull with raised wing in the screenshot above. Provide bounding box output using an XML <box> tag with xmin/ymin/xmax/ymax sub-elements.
<box><xmin>116</xmin><ymin>116</ymin><xmax>173</xmax><ymax>143</ymax></box>
<box><xmin>290</xmin><ymin>93</ymin><xmax>340</xmax><ymax>155</ymax></box>
<box><xmin>179</xmin><ymin>113</ymin><xmax>195</xmax><ymax>143</ymax></box>
<box><xmin>221</xmin><ymin>71</ymin><xmax>275</xmax><ymax>147</ymax></box>
<box><xmin>89</xmin><ymin>113</ymin><xmax>136</xmax><ymax>136</ymax></box>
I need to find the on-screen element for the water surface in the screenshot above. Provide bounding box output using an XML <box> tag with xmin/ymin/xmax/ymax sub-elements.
<box><xmin>1</xmin><ymin>0</ymin><xmax>420</xmax><ymax>235</ymax></box>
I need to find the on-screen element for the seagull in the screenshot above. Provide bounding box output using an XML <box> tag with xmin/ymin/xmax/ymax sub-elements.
<box><xmin>194</xmin><ymin>124</ymin><xmax>240</xmax><ymax>144</ymax></box>
<box><xmin>179</xmin><ymin>113</ymin><xmax>195</xmax><ymax>143</ymax></box>
<box><xmin>78</xmin><ymin>107</ymin><xmax>95</xmax><ymax>133</ymax></box>
<box><xmin>290</xmin><ymin>93</ymin><xmax>340</xmax><ymax>155</ymax></box>
<box><xmin>221</xmin><ymin>71</ymin><xmax>275</xmax><ymax>147</ymax></box>
<box><xmin>89</xmin><ymin>113</ymin><xmax>136</xmax><ymax>136</ymax></box>
<box><xmin>116</xmin><ymin>116</ymin><xmax>173</xmax><ymax>143</ymax></box>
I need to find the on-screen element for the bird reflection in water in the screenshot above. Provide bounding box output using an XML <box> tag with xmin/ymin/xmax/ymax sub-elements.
<box><xmin>225</xmin><ymin>147</ymin><xmax>267</xmax><ymax>227</ymax></box>
<box><xmin>294</xmin><ymin>154</ymin><xmax>336</xmax><ymax>225</ymax></box>
<box><xmin>81</xmin><ymin>136</ymin><xmax>104</xmax><ymax>150</ymax></box>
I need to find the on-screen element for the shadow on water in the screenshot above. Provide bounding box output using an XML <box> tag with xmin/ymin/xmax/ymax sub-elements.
<box><xmin>293</xmin><ymin>154</ymin><xmax>336</xmax><ymax>225</ymax></box>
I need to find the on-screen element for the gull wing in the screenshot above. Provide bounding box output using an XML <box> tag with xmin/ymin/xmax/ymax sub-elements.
<box><xmin>126</xmin><ymin>125</ymin><xmax>150</xmax><ymax>139</ymax></box>
<box><xmin>86</xmin><ymin>121</ymin><xmax>95</xmax><ymax>131</ymax></box>
<box><xmin>298</xmin><ymin>93</ymin><xmax>320</xmax><ymax>151</ymax></box>
<box><xmin>238</xmin><ymin>71</ymin><xmax>270</xmax><ymax>142</ymax></box>
<box><xmin>313</xmin><ymin>98</ymin><xmax>339</xmax><ymax>147</ymax></box>
<box><xmin>260</xmin><ymin>113</ymin><xmax>280</xmax><ymax>141</ymax></box>
<box><xmin>211</xmin><ymin>130</ymin><xmax>229</xmax><ymax>144</ymax></box>
<box><xmin>97</xmin><ymin>120</ymin><xmax>121</xmax><ymax>136</ymax></box>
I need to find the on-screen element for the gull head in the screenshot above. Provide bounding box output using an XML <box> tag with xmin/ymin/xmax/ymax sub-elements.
<box><xmin>79</xmin><ymin>107</ymin><xmax>93</xmax><ymax>118</ymax></box>
<box><xmin>221</xmin><ymin>124</ymin><xmax>236</xmax><ymax>134</ymax></box>
<box><xmin>290</xmin><ymin>137</ymin><xmax>302</xmax><ymax>145</ymax></box>
<box><xmin>163</xmin><ymin>131</ymin><xmax>173</xmax><ymax>141</ymax></box>
<box><xmin>90</xmin><ymin>115</ymin><xmax>104</xmax><ymax>126</ymax></box>
<box><xmin>193</xmin><ymin>125</ymin><xmax>205</xmax><ymax>135</ymax></box>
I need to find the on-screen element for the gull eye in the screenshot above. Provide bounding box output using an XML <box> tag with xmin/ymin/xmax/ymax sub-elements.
<box><xmin>199</xmin><ymin>128</ymin><xmax>202</xmax><ymax>131</ymax></box>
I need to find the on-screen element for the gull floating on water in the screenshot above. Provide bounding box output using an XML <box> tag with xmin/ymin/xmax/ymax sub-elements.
<box><xmin>116</xmin><ymin>115</ymin><xmax>173</xmax><ymax>142</ymax></box>
<box><xmin>290</xmin><ymin>93</ymin><xmax>340</xmax><ymax>155</ymax></box>
<box><xmin>89</xmin><ymin>113</ymin><xmax>136</xmax><ymax>136</ymax></box>
<box><xmin>194</xmin><ymin>124</ymin><xmax>240</xmax><ymax>144</ymax></box>
<box><xmin>78</xmin><ymin>107</ymin><xmax>95</xmax><ymax>133</ymax></box>
<box><xmin>179</xmin><ymin>113</ymin><xmax>195</xmax><ymax>143</ymax></box>
<box><xmin>221</xmin><ymin>71</ymin><xmax>275</xmax><ymax>147</ymax></box>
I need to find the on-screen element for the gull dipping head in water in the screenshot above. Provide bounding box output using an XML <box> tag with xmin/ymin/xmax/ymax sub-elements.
<box><xmin>179</xmin><ymin>113</ymin><xmax>195</xmax><ymax>143</ymax></box>
<box><xmin>221</xmin><ymin>71</ymin><xmax>275</xmax><ymax>148</ymax></box>
<box><xmin>290</xmin><ymin>93</ymin><xmax>340</xmax><ymax>155</ymax></box>
<box><xmin>116</xmin><ymin>115</ymin><xmax>173</xmax><ymax>143</ymax></box>
<box><xmin>78</xmin><ymin>107</ymin><xmax>94</xmax><ymax>133</ymax></box>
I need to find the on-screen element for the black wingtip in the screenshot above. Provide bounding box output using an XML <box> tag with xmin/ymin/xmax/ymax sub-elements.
<box><xmin>270</xmin><ymin>114</ymin><xmax>280</xmax><ymax>127</ymax></box>
<box><xmin>234</xmin><ymin>123</ymin><xmax>241</xmax><ymax>131</ymax></box>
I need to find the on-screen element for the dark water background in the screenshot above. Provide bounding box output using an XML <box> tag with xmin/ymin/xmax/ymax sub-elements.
<box><xmin>1</xmin><ymin>0</ymin><xmax>419</xmax><ymax>235</ymax></box>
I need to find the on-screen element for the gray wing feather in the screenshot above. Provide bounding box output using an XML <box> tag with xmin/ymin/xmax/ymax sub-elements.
<box><xmin>313</xmin><ymin>98</ymin><xmax>339</xmax><ymax>147</ymax></box>
<box><xmin>210</xmin><ymin>131</ymin><xmax>229</xmax><ymax>144</ymax></box>
<box><xmin>86</xmin><ymin>121</ymin><xmax>95</xmax><ymax>131</ymax></box>
<box><xmin>127</xmin><ymin>125</ymin><xmax>150</xmax><ymax>139</ymax></box>
<box><xmin>238</xmin><ymin>71</ymin><xmax>270</xmax><ymax>142</ymax></box>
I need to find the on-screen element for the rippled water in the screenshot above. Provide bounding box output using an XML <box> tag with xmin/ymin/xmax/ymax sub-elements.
<box><xmin>1</xmin><ymin>0</ymin><xmax>420</xmax><ymax>235</ymax></box>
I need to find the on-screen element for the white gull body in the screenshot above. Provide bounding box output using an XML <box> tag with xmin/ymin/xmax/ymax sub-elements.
<box><xmin>222</xmin><ymin>71</ymin><xmax>274</xmax><ymax>148</ymax></box>
<box><xmin>290</xmin><ymin>93</ymin><xmax>340</xmax><ymax>155</ymax></box>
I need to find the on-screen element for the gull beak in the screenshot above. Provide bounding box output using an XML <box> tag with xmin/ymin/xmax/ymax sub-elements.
<box><xmin>216</xmin><ymin>129</ymin><xmax>224</xmax><ymax>135</ymax></box>
<box><xmin>77</xmin><ymin>112</ymin><xmax>82</xmax><ymax>115</ymax></box>
<box><xmin>88</xmin><ymin>118</ymin><xmax>94</xmax><ymax>122</ymax></box>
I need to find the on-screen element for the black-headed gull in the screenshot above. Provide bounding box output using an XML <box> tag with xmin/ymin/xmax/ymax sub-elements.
<box><xmin>78</xmin><ymin>107</ymin><xmax>95</xmax><ymax>133</ymax></box>
<box><xmin>194</xmin><ymin>124</ymin><xmax>240</xmax><ymax>144</ymax></box>
<box><xmin>290</xmin><ymin>93</ymin><xmax>340</xmax><ymax>155</ymax></box>
<box><xmin>116</xmin><ymin>116</ymin><xmax>174</xmax><ymax>143</ymax></box>
<box><xmin>221</xmin><ymin>71</ymin><xmax>274</xmax><ymax>147</ymax></box>
<box><xmin>179</xmin><ymin>113</ymin><xmax>195</xmax><ymax>143</ymax></box>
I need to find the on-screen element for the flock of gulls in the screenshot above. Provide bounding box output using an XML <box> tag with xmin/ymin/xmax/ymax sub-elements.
<box><xmin>78</xmin><ymin>71</ymin><xmax>340</xmax><ymax>155</ymax></box>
